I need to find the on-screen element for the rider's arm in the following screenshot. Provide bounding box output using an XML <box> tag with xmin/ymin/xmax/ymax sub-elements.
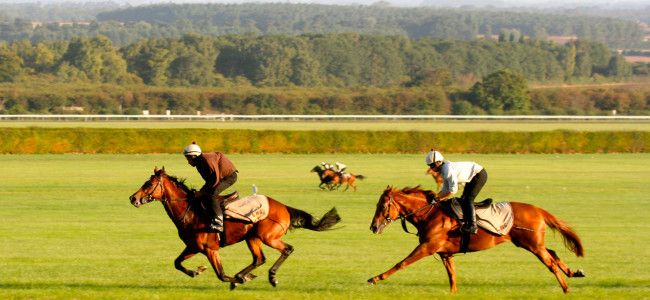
<box><xmin>435</xmin><ymin>162</ymin><xmax>457</xmax><ymax>201</ymax></box>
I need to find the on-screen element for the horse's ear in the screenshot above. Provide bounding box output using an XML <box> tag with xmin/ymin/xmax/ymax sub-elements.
<box><xmin>161</xmin><ymin>166</ymin><xmax>165</xmax><ymax>174</ymax></box>
<box><xmin>154</xmin><ymin>166</ymin><xmax>159</xmax><ymax>173</ymax></box>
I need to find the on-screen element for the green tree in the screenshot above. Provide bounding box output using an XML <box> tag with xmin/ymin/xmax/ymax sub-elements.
<box><xmin>470</xmin><ymin>69</ymin><xmax>530</xmax><ymax>113</ymax></box>
<box><xmin>606</xmin><ymin>55</ymin><xmax>631</xmax><ymax>80</ymax></box>
<box><xmin>0</xmin><ymin>52</ymin><xmax>23</xmax><ymax>82</ymax></box>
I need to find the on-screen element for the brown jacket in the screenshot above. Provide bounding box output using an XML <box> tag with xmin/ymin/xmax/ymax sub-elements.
<box><xmin>194</xmin><ymin>152</ymin><xmax>237</xmax><ymax>194</ymax></box>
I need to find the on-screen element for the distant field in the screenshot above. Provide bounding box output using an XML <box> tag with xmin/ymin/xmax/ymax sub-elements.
<box><xmin>2</xmin><ymin>120</ymin><xmax>650</xmax><ymax>131</ymax></box>
<box><xmin>1</xmin><ymin>153</ymin><xmax>648</xmax><ymax>299</ymax></box>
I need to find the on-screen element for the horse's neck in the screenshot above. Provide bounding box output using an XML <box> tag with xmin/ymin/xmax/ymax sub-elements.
<box><xmin>397</xmin><ymin>193</ymin><xmax>429</xmax><ymax>214</ymax></box>
<box><xmin>162</xmin><ymin>183</ymin><xmax>191</xmax><ymax>224</ymax></box>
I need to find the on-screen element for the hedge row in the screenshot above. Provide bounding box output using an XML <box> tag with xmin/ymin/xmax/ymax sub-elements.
<box><xmin>1</xmin><ymin>128</ymin><xmax>648</xmax><ymax>154</ymax></box>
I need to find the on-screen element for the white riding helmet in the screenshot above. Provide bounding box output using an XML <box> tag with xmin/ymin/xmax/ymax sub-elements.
<box><xmin>183</xmin><ymin>142</ymin><xmax>202</xmax><ymax>157</ymax></box>
<box><xmin>425</xmin><ymin>150</ymin><xmax>443</xmax><ymax>165</ymax></box>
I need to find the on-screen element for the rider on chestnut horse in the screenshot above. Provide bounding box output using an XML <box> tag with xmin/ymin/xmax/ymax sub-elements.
<box><xmin>426</xmin><ymin>149</ymin><xmax>487</xmax><ymax>234</ymax></box>
<box><xmin>184</xmin><ymin>142</ymin><xmax>238</xmax><ymax>232</ymax></box>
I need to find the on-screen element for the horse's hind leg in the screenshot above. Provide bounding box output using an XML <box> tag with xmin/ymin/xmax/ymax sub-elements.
<box><xmin>265</xmin><ymin>239</ymin><xmax>294</xmax><ymax>287</ymax></box>
<box><xmin>547</xmin><ymin>248</ymin><xmax>586</xmax><ymax>278</ymax></box>
<box><xmin>529</xmin><ymin>246</ymin><xmax>571</xmax><ymax>293</ymax></box>
<box><xmin>175</xmin><ymin>247</ymin><xmax>207</xmax><ymax>277</ymax></box>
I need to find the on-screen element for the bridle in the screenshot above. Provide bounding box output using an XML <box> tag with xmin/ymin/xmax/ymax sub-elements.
<box><xmin>142</xmin><ymin>175</ymin><xmax>165</xmax><ymax>204</ymax></box>
<box><xmin>381</xmin><ymin>193</ymin><xmax>437</xmax><ymax>235</ymax></box>
<box><xmin>142</xmin><ymin>175</ymin><xmax>191</xmax><ymax>223</ymax></box>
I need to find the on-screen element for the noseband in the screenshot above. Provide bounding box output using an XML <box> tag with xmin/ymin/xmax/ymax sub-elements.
<box><xmin>381</xmin><ymin>195</ymin><xmax>398</xmax><ymax>224</ymax></box>
<box><xmin>143</xmin><ymin>176</ymin><xmax>165</xmax><ymax>203</ymax></box>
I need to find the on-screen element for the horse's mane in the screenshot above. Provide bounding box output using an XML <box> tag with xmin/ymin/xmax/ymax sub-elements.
<box><xmin>390</xmin><ymin>185</ymin><xmax>437</xmax><ymax>203</ymax></box>
<box><xmin>165</xmin><ymin>174</ymin><xmax>194</xmax><ymax>194</ymax></box>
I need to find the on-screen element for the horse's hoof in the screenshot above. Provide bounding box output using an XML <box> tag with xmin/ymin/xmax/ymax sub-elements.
<box><xmin>196</xmin><ymin>266</ymin><xmax>207</xmax><ymax>274</ymax></box>
<box><xmin>574</xmin><ymin>269</ymin><xmax>586</xmax><ymax>277</ymax></box>
<box><xmin>230</xmin><ymin>282</ymin><xmax>238</xmax><ymax>290</ymax></box>
<box><xmin>270</xmin><ymin>277</ymin><xmax>278</xmax><ymax>287</ymax></box>
<box><xmin>367</xmin><ymin>278</ymin><xmax>377</xmax><ymax>285</ymax></box>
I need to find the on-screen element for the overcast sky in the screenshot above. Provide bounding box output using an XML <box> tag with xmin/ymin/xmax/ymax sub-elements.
<box><xmin>4</xmin><ymin>0</ymin><xmax>648</xmax><ymax>8</ymax></box>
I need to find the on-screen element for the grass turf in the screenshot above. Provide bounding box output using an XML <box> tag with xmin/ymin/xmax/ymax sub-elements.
<box><xmin>0</xmin><ymin>153</ymin><xmax>648</xmax><ymax>299</ymax></box>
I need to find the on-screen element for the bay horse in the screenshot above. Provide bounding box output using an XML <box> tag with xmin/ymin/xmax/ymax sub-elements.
<box><xmin>310</xmin><ymin>165</ymin><xmax>335</xmax><ymax>190</ymax></box>
<box><xmin>322</xmin><ymin>169</ymin><xmax>365</xmax><ymax>191</ymax></box>
<box><xmin>368</xmin><ymin>186</ymin><xmax>585</xmax><ymax>294</ymax></box>
<box><xmin>425</xmin><ymin>168</ymin><xmax>443</xmax><ymax>191</ymax></box>
<box><xmin>129</xmin><ymin>167</ymin><xmax>341</xmax><ymax>289</ymax></box>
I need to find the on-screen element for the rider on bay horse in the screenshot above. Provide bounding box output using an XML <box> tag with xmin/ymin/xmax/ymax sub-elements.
<box><xmin>184</xmin><ymin>142</ymin><xmax>238</xmax><ymax>232</ymax></box>
<box><xmin>426</xmin><ymin>149</ymin><xmax>487</xmax><ymax>234</ymax></box>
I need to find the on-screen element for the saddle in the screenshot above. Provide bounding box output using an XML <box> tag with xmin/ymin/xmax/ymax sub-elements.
<box><xmin>448</xmin><ymin>198</ymin><xmax>514</xmax><ymax>236</ymax></box>
<box><xmin>197</xmin><ymin>191</ymin><xmax>269</xmax><ymax>223</ymax></box>
<box><xmin>222</xmin><ymin>194</ymin><xmax>270</xmax><ymax>223</ymax></box>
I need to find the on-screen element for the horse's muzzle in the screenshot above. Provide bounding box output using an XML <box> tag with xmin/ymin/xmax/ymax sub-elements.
<box><xmin>370</xmin><ymin>222</ymin><xmax>386</xmax><ymax>234</ymax></box>
<box><xmin>129</xmin><ymin>194</ymin><xmax>147</xmax><ymax>208</ymax></box>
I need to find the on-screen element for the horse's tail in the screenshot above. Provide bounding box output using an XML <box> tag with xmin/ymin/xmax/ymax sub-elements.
<box><xmin>540</xmin><ymin>208</ymin><xmax>584</xmax><ymax>257</ymax></box>
<box><xmin>286</xmin><ymin>206</ymin><xmax>341</xmax><ymax>231</ymax></box>
<box><xmin>356</xmin><ymin>175</ymin><xmax>365</xmax><ymax>180</ymax></box>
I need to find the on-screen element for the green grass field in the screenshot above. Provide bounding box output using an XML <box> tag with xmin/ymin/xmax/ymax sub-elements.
<box><xmin>2</xmin><ymin>120</ymin><xmax>650</xmax><ymax>131</ymax></box>
<box><xmin>1</xmin><ymin>153</ymin><xmax>648</xmax><ymax>299</ymax></box>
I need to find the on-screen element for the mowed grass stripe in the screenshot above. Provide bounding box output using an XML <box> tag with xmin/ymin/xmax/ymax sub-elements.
<box><xmin>0</xmin><ymin>154</ymin><xmax>648</xmax><ymax>299</ymax></box>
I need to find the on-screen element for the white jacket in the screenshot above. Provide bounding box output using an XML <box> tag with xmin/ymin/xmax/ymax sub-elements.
<box><xmin>439</xmin><ymin>161</ymin><xmax>484</xmax><ymax>195</ymax></box>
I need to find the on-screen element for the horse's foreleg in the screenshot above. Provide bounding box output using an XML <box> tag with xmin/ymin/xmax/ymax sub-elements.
<box><xmin>204</xmin><ymin>247</ymin><xmax>238</xmax><ymax>284</ymax></box>
<box><xmin>368</xmin><ymin>243</ymin><xmax>436</xmax><ymax>285</ymax></box>
<box><xmin>174</xmin><ymin>247</ymin><xmax>207</xmax><ymax>277</ymax></box>
<box><xmin>232</xmin><ymin>238</ymin><xmax>266</xmax><ymax>287</ymax></box>
<box><xmin>440</xmin><ymin>254</ymin><xmax>457</xmax><ymax>294</ymax></box>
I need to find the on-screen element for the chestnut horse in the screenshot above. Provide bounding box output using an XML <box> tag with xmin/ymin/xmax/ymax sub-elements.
<box><xmin>129</xmin><ymin>167</ymin><xmax>341</xmax><ymax>289</ymax></box>
<box><xmin>322</xmin><ymin>169</ymin><xmax>365</xmax><ymax>191</ymax></box>
<box><xmin>368</xmin><ymin>186</ymin><xmax>585</xmax><ymax>294</ymax></box>
<box><xmin>425</xmin><ymin>168</ymin><xmax>443</xmax><ymax>191</ymax></box>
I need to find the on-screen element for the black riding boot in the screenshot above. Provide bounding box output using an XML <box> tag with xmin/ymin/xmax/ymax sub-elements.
<box><xmin>461</xmin><ymin>200</ymin><xmax>478</xmax><ymax>234</ymax></box>
<box><xmin>210</xmin><ymin>196</ymin><xmax>224</xmax><ymax>232</ymax></box>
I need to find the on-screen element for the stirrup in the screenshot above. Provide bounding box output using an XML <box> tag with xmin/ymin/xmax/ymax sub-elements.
<box><xmin>209</xmin><ymin>219</ymin><xmax>223</xmax><ymax>232</ymax></box>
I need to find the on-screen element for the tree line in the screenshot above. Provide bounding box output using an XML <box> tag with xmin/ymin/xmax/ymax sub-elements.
<box><xmin>1</xmin><ymin>33</ymin><xmax>648</xmax><ymax>116</ymax></box>
<box><xmin>0</xmin><ymin>3</ymin><xmax>645</xmax><ymax>49</ymax></box>
<box><xmin>0</xmin><ymin>33</ymin><xmax>631</xmax><ymax>87</ymax></box>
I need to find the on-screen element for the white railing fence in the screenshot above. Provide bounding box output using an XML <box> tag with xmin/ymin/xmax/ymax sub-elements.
<box><xmin>1</xmin><ymin>114</ymin><xmax>650</xmax><ymax>121</ymax></box>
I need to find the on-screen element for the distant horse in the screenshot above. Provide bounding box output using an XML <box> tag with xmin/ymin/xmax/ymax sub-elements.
<box><xmin>425</xmin><ymin>168</ymin><xmax>443</xmax><ymax>191</ymax></box>
<box><xmin>368</xmin><ymin>186</ymin><xmax>585</xmax><ymax>294</ymax></box>
<box><xmin>310</xmin><ymin>166</ymin><xmax>335</xmax><ymax>190</ymax></box>
<box><xmin>323</xmin><ymin>169</ymin><xmax>365</xmax><ymax>191</ymax></box>
<box><xmin>129</xmin><ymin>167</ymin><xmax>341</xmax><ymax>289</ymax></box>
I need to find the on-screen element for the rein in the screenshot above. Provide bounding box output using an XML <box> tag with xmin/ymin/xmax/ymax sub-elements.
<box><xmin>384</xmin><ymin>194</ymin><xmax>436</xmax><ymax>235</ymax></box>
<box><xmin>145</xmin><ymin>176</ymin><xmax>192</xmax><ymax>223</ymax></box>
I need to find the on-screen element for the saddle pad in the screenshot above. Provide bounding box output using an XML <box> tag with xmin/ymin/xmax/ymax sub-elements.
<box><xmin>450</xmin><ymin>198</ymin><xmax>514</xmax><ymax>235</ymax></box>
<box><xmin>222</xmin><ymin>195</ymin><xmax>269</xmax><ymax>223</ymax></box>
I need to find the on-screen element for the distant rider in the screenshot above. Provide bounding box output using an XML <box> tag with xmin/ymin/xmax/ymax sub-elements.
<box><xmin>184</xmin><ymin>142</ymin><xmax>238</xmax><ymax>232</ymax></box>
<box><xmin>321</xmin><ymin>161</ymin><xmax>333</xmax><ymax>170</ymax></box>
<box><xmin>426</xmin><ymin>149</ymin><xmax>487</xmax><ymax>234</ymax></box>
<box><xmin>335</xmin><ymin>162</ymin><xmax>347</xmax><ymax>173</ymax></box>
